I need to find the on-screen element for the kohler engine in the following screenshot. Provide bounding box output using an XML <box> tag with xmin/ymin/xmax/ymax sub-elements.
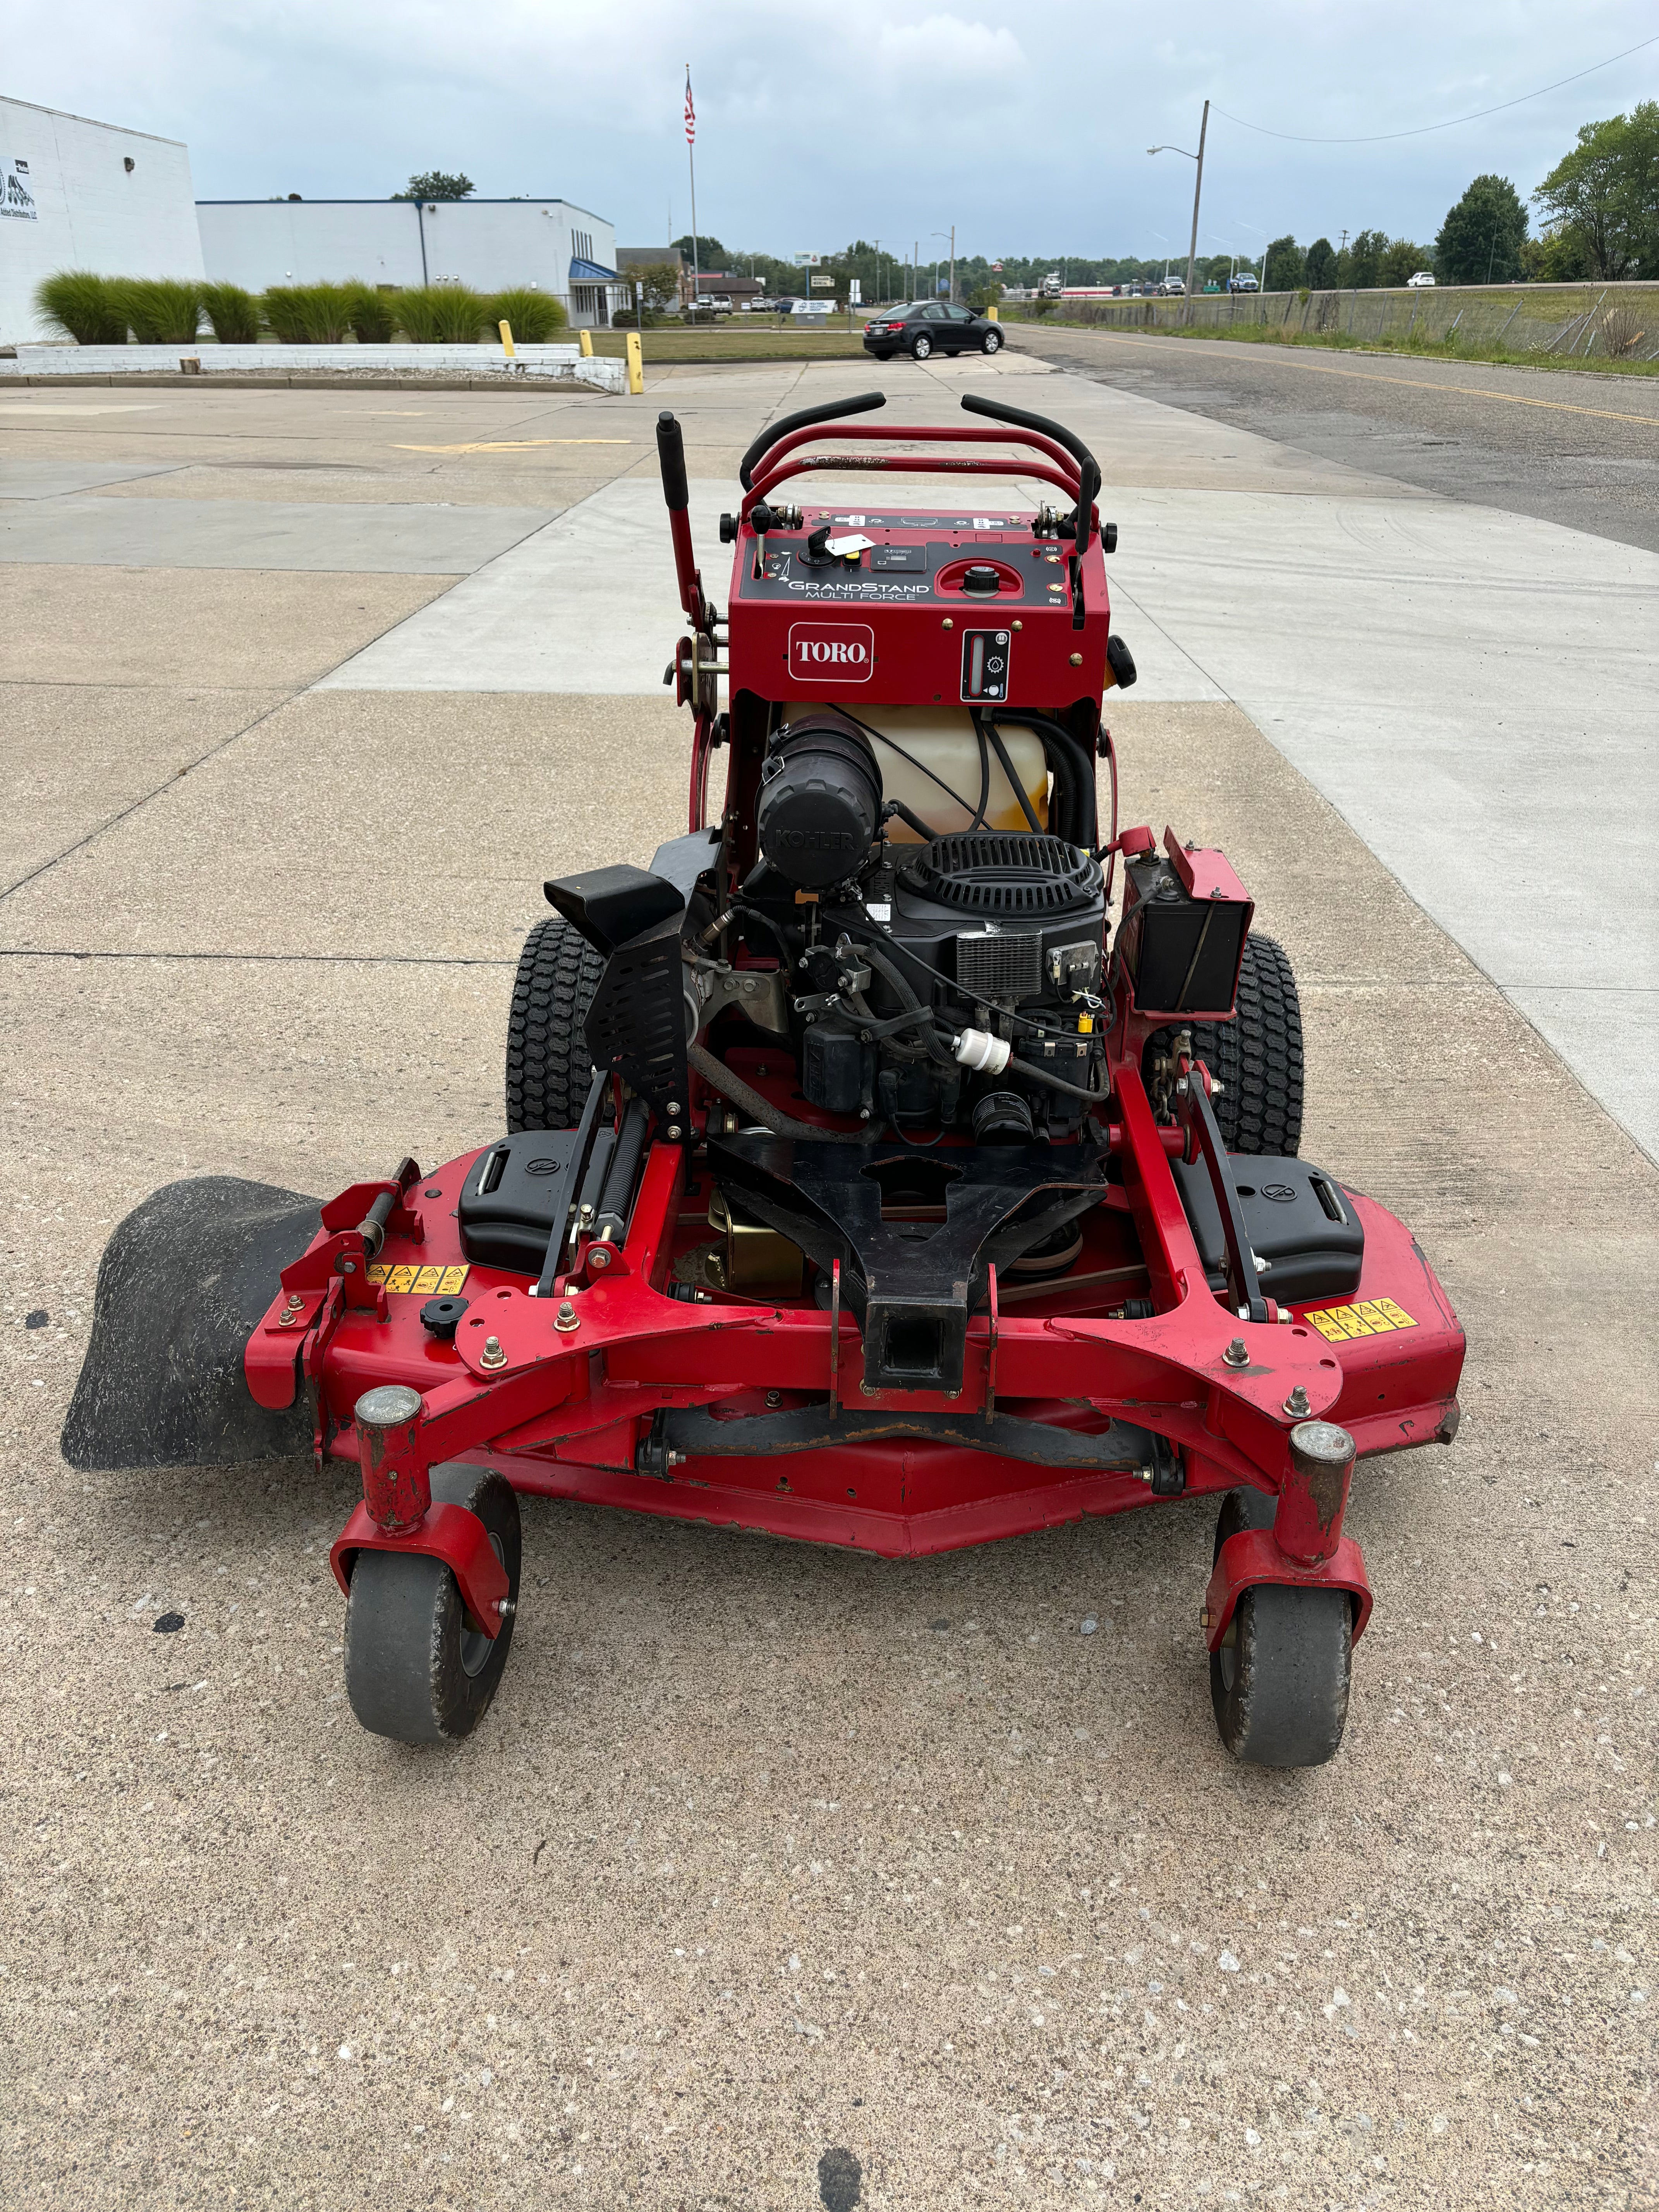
<box><xmin>740</xmin><ymin>708</ymin><xmax>1108</xmax><ymax>1139</ymax></box>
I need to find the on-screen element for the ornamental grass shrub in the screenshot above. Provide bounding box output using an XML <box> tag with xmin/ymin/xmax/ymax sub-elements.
<box><xmin>200</xmin><ymin>282</ymin><xmax>261</xmax><ymax>343</ymax></box>
<box><xmin>485</xmin><ymin>287</ymin><xmax>567</xmax><ymax>342</ymax></box>
<box><xmin>115</xmin><ymin>278</ymin><xmax>204</xmax><ymax>344</ymax></box>
<box><xmin>343</xmin><ymin>282</ymin><xmax>397</xmax><ymax>343</ymax></box>
<box><xmin>392</xmin><ymin>284</ymin><xmax>489</xmax><ymax>342</ymax></box>
<box><xmin>35</xmin><ymin>270</ymin><xmax>129</xmax><ymax>343</ymax></box>
<box><xmin>261</xmin><ymin>283</ymin><xmax>358</xmax><ymax>342</ymax></box>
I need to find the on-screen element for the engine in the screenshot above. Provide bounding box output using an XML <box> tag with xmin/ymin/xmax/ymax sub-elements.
<box><xmin>714</xmin><ymin>707</ymin><xmax>1108</xmax><ymax>1142</ymax></box>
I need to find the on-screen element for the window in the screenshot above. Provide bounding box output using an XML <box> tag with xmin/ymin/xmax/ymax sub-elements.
<box><xmin>572</xmin><ymin>228</ymin><xmax>593</xmax><ymax>263</ymax></box>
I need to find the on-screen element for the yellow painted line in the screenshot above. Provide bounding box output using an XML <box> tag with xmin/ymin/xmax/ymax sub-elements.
<box><xmin>1082</xmin><ymin>330</ymin><xmax>1659</xmax><ymax>431</ymax></box>
<box><xmin>395</xmin><ymin>437</ymin><xmax>635</xmax><ymax>454</ymax></box>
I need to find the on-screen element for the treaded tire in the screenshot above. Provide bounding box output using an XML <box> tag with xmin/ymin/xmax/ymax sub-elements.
<box><xmin>343</xmin><ymin>1465</ymin><xmax>521</xmax><ymax>1746</ymax></box>
<box><xmin>1156</xmin><ymin>933</ymin><xmax>1303</xmax><ymax>1155</ymax></box>
<box><xmin>1209</xmin><ymin>1487</ymin><xmax>1350</xmax><ymax>1768</ymax></box>
<box><xmin>911</xmin><ymin>333</ymin><xmax>933</xmax><ymax>360</ymax></box>
<box><xmin>982</xmin><ymin>329</ymin><xmax>1003</xmax><ymax>353</ymax></box>
<box><xmin>506</xmin><ymin>913</ymin><xmax>603</xmax><ymax>1133</ymax></box>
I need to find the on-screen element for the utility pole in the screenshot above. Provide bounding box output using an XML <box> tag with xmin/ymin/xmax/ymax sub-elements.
<box><xmin>1183</xmin><ymin>100</ymin><xmax>1207</xmax><ymax>323</ymax></box>
<box><xmin>684</xmin><ymin>65</ymin><xmax>700</xmax><ymax>310</ymax></box>
<box><xmin>1151</xmin><ymin>100</ymin><xmax>1208</xmax><ymax>325</ymax></box>
<box><xmin>950</xmin><ymin>224</ymin><xmax>956</xmax><ymax>304</ymax></box>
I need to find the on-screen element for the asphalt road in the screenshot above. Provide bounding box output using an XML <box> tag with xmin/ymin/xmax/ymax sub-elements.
<box><xmin>2</xmin><ymin>363</ymin><xmax>1655</xmax><ymax>2209</ymax></box>
<box><xmin>1010</xmin><ymin>324</ymin><xmax>1659</xmax><ymax>556</ymax></box>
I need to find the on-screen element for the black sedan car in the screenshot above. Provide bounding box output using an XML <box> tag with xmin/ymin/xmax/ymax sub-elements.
<box><xmin>863</xmin><ymin>303</ymin><xmax>1003</xmax><ymax>360</ymax></box>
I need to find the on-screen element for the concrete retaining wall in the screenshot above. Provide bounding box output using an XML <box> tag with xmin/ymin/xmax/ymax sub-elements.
<box><xmin>0</xmin><ymin>342</ymin><xmax>627</xmax><ymax>392</ymax></box>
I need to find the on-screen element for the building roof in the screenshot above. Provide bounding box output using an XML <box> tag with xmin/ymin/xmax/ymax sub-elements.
<box><xmin>568</xmin><ymin>256</ymin><xmax>619</xmax><ymax>282</ymax></box>
<box><xmin>196</xmin><ymin>196</ymin><xmax>612</xmax><ymax>223</ymax></box>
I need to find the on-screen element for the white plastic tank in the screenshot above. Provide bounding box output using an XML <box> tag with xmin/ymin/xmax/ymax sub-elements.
<box><xmin>789</xmin><ymin>702</ymin><xmax>1046</xmax><ymax>842</ymax></box>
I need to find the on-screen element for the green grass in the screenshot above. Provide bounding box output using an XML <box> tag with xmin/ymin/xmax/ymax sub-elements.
<box><xmin>115</xmin><ymin>278</ymin><xmax>204</xmax><ymax>345</ymax></box>
<box><xmin>262</xmin><ymin>284</ymin><xmax>361</xmax><ymax>343</ymax></box>
<box><xmin>392</xmin><ymin>285</ymin><xmax>490</xmax><ymax>343</ymax></box>
<box><xmin>343</xmin><ymin>283</ymin><xmax>398</xmax><ymax>345</ymax></box>
<box><xmin>34</xmin><ymin>270</ymin><xmax>129</xmax><ymax>344</ymax></box>
<box><xmin>201</xmin><ymin>282</ymin><xmax>261</xmax><ymax>344</ymax></box>
<box><xmin>1099</xmin><ymin>319</ymin><xmax>1659</xmax><ymax>377</ymax></box>
<box><xmin>588</xmin><ymin>326</ymin><xmax>871</xmax><ymax>362</ymax></box>
<box><xmin>487</xmin><ymin>288</ymin><xmax>567</xmax><ymax>343</ymax></box>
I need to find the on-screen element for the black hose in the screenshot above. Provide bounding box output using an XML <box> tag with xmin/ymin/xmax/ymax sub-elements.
<box><xmin>689</xmin><ymin>1043</ymin><xmax>873</xmax><ymax>1144</ymax></box>
<box><xmin>860</xmin><ymin>942</ymin><xmax>958</xmax><ymax>1068</ymax></box>
<box><xmin>884</xmin><ymin>798</ymin><xmax>940</xmax><ymax>842</ymax></box>
<box><xmin>986</xmin><ymin>709</ymin><xmax>1099</xmax><ymax>849</ymax></box>
<box><xmin>981</xmin><ymin>716</ymin><xmax>1044</xmax><ymax>835</ymax></box>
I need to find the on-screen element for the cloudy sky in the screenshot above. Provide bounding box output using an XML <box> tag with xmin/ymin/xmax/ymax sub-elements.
<box><xmin>12</xmin><ymin>2</ymin><xmax>1659</xmax><ymax>263</ymax></box>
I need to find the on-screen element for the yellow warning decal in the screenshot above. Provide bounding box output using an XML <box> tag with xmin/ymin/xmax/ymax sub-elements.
<box><xmin>368</xmin><ymin>1263</ymin><xmax>470</xmax><ymax>1295</ymax></box>
<box><xmin>1307</xmin><ymin>1298</ymin><xmax>1417</xmax><ymax>1343</ymax></box>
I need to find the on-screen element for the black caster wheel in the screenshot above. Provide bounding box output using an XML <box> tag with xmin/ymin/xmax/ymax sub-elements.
<box><xmin>1209</xmin><ymin>1487</ymin><xmax>1351</xmax><ymax>1768</ymax></box>
<box><xmin>344</xmin><ymin>1464</ymin><xmax>521</xmax><ymax>1745</ymax></box>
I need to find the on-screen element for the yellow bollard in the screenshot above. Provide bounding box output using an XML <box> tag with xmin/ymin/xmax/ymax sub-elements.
<box><xmin>988</xmin><ymin>304</ymin><xmax>999</xmax><ymax>321</ymax></box>
<box><xmin>625</xmin><ymin>329</ymin><xmax>644</xmax><ymax>395</ymax></box>
<box><xmin>498</xmin><ymin>319</ymin><xmax>516</xmax><ymax>359</ymax></box>
<box><xmin>579</xmin><ymin>328</ymin><xmax>593</xmax><ymax>358</ymax></box>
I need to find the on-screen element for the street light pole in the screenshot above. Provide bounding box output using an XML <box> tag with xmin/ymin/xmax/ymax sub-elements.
<box><xmin>1149</xmin><ymin>100</ymin><xmax>1209</xmax><ymax>324</ymax></box>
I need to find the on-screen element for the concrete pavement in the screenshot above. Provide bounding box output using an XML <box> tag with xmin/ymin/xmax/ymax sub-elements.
<box><xmin>1</xmin><ymin>361</ymin><xmax>1654</xmax><ymax>2209</ymax></box>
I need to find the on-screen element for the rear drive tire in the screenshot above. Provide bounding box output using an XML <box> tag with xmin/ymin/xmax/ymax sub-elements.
<box><xmin>1209</xmin><ymin>1487</ymin><xmax>1350</xmax><ymax>1767</ymax></box>
<box><xmin>911</xmin><ymin>333</ymin><xmax>933</xmax><ymax>360</ymax></box>
<box><xmin>1146</xmin><ymin>932</ymin><xmax>1304</xmax><ymax>1156</ymax></box>
<box><xmin>982</xmin><ymin>328</ymin><xmax>1003</xmax><ymax>354</ymax></box>
<box><xmin>506</xmin><ymin>912</ymin><xmax>603</xmax><ymax>1132</ymax></box>
<box><xmin>344</xmin><ymin>1465</ymin><xmax>521</xmax><ymax>1746</ymax></box>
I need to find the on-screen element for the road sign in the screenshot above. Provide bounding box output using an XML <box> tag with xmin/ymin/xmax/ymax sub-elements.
<box><xmin>811</xmin><ymin>274</ymin><xmax>835</xmax><ymax>290</ymax></box>
<box><xmin>794</xmin><ymin>252</ymin><xmax>822</xmax><ymax>266</ymax></box>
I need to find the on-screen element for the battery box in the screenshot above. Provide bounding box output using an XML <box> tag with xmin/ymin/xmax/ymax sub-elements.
<box><xmin>1118</xmin><ymin>833</ymin><xmax>1253</xmax><ymax>1018</ymax></box>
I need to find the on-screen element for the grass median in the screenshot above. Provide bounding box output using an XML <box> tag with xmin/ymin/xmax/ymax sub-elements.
<box><xmin>591</xmin><ymin>326</ymin><xmax>873</xmax><ymax>363</ymax></box>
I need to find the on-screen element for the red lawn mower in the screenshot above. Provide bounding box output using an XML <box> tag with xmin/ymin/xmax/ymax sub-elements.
<box><xmin>66</xmin><ymin>391</ymin><xmax>1463</xmax><ymax>1765</ymax></box>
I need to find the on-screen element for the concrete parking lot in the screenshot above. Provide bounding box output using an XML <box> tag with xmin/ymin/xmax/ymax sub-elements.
<box><xmin>2</xmin><ymin>356</ymin><xmax>1655</xmax><ymax>2208</ymax></box>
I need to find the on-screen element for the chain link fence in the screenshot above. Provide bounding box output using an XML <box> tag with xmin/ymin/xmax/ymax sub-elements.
<box><xmin>1011</xmin><ymin>283</ymin><xmax>1659</xmax><ymax>363</ymax></box>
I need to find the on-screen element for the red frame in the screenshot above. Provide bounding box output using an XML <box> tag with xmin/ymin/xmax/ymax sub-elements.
<box><xmin>250</xmin><ymin>411</ymin><xmax>1464</xmax><ymax>1643</ymax></box>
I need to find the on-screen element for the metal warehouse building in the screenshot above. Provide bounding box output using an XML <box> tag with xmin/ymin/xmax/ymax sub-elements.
<box><xmin>1</xmin><ymin>94</ymin><xmax>205</xmax><ymax>342</ymax></box>
<box><xmin>196</xmin><ymin>198</ymin><xmax>625</xmax><ymax>326</ymax></box>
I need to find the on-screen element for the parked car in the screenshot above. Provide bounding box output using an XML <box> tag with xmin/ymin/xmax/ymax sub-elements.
<box><xmin>1406</xmin><ymin>270</ymin><xmax>1437</xmax><ymax>289</ymax></box>
<box><xmin>862</xmin><ymin>302</ymin><xmax>1004</xmax><ymax>360</ymax></box>
<box><xmin>1227</xmin><ymin>272</ymin><xmax>1260</xmax><ymax>293</ymax></box>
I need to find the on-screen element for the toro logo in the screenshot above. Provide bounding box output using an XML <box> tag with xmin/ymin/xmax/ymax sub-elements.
<box><xmin>787</xmin><ymin>622</ymin><xmax>875</xmax><ymax>684</ymax></box>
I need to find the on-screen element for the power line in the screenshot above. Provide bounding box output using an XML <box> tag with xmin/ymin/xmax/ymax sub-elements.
<box><xmin>1216</xmin><ymin>33</ymin><xmax>1659</xmax><ymax>144</ymax></box>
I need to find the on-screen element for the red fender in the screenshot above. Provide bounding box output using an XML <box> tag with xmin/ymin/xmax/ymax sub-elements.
<box><xmin>329</xmin><ymin>1501</ymin><xmax>509</xmax><ymax>1639</ymax></box>
<box><xmin>1203</xmin><ymin>1528</ymin><xmax>1373</xmax><ymax>1653</ymax></box>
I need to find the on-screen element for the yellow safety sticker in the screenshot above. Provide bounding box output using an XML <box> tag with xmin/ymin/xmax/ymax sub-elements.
<box><xmin>1307</xmin><ymin>1298</ymin><xmax>1417</xmax><ymax>1343</ymax></box>
<box><xmin>368</xmin><ymin>1263</ymin><xmax>469</xmax><ymax>1295</ymax></box>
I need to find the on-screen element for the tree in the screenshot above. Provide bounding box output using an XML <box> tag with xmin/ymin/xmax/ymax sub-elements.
<box><xmin>1522</xmin><ymin>227</ymin><xmax>1592</xmax><ymax>283</ymax></box>
<box><xmin>394</xmin><ymin>172</ymin><xmax>475</xmax><ymax>201</ymax></box>
<box><xmin>671</xmin><ymin>233</ymin><xmax>727</xmax><ymax>268</ymax></box>
<box><xmin>1532</xmin><ymin>104</ymin><xmax>1659</xmax><ymax>280</ymax></box>
<box><xmin>1262</xmin><ymin>235</ymin><xmax>1304</xmax><ymax>292</ymax></box>
<box><xmin>1380</xmin><ymin>237</ymin><xmax>1432</xmax><ymax>287</ymax></box>
<box><xmin>1304</xmin><ymin>237</ymin><xmax>1338</xmax><ymax>289</ymax></box>
<box><xmin>1435</xmin><ymin>174</ymin><xmax>1528</xmax><ymax>283</ymax></box>
<box><xmin>968</xmin><ymin>280</ymin><xmax>1004</xmax><ymax>311</ymax></box>
<box><xmin>1340</xmin><ymin>228</ymin><xmax>1388</xmax><ymax>289</ymax></box>
<box><xmin>628</xmin><ymin>262</ymin><xmax>683</xmax><ymax>315</ymax></box>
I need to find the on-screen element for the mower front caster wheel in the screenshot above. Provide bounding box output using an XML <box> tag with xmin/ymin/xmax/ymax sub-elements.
<box><xmin>344</xmin><ymin>1465</ymin><xmax>521</xmax><ymax>1745</ymax></box>
<box><xmin>1209</xmin><ymin>1487</ymin><xmax>1351</xmax><ymax>1768</ymax></box>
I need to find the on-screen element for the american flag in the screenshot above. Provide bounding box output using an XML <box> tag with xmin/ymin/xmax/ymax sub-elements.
<box><xmin>684</xmin><ymin>70</ymin><xmax>695</xmax><ymax>147</ymax></box>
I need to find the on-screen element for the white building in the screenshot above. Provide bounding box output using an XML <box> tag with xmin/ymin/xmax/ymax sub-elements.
<box><xmin>196</xmin><ymin>198</ymin><xmax>624</xmax><ymax>326</ymax></box>
<box><xmin>0</xmin><ymin>95</ymin><xmax>205</xmax><ymax>343</ymax></box>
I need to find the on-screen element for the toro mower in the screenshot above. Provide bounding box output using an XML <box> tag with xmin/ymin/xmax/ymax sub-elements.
<box><xmin>65</xmin><ymin>390</ymin><xmax>1463</xmax><ymax>1765</ymax></box>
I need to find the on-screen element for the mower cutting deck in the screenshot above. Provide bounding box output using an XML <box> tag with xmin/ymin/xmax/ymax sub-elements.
<box><xmin>66</xmin><ymin>389</ymin><xmax>1463</xmax><ymax>1763</ymax></box>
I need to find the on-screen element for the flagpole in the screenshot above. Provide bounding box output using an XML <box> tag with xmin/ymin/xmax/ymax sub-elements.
<box><xmin>685</xmin><ymin>64</ymin><xmax>700</xmax><ymax>311</ymax></box>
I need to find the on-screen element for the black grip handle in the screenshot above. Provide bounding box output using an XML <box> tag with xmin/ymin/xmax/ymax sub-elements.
<box><xmin>738</xmin><ymin>389</ymin><xmax>886</xmax><ymax>490</ymax></box>
<box><xmin>656</xmin><ymin>411</ymin><xmax>690</xmax><ymax>512</ymax></box>
<box><xmin>959</xmin><ymin>390</ymin><xmax>1100</xmax><ymax>551</ymax></box>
